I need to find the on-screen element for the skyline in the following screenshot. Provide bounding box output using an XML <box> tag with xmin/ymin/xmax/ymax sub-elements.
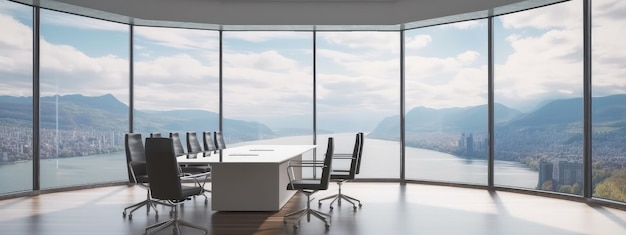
<box><xmin>0</xmin><ymin>0</ymin><xmax>625</xmax><ymax>115</ymax></box>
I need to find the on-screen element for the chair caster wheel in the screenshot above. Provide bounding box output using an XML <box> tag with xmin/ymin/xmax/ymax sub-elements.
<box><xmin>122</xmin><ymin>212</ymin><xmax>127</xmax><ymax>218</ymax></box>
<box><xmin>353</xmin><ymin>206</ymin><xmax>357</xmax><ymax>211</ymax></box>
<box><xmin>293</xmin><ymin>224</ymin><xmax>299</xmax><ymax>230</ymax></box>
<box><xmin>329</xmin><ymin>206</ymin><xmax>334</xmax><ymax>210</ymax></box>
<box><xmin>325</xmin><ymin>224</ymin><xmax>330</xmax><ymax>229</ymax></box>
<box><xmin>128</xmin><ymin>214</ymin><xmax>133</xmax><ymax>220</ymax></box>
<box><xmin>359</xmin><ymin>203</ymin><xmax>363</xmax><ymax>207</ymax></box>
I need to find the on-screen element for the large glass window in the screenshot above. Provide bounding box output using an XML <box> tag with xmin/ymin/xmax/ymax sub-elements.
<box><xmin>222</xmin><ymin>31</ymin><xmax>313</xmax><ymax>146</ymax></box>
<box><xmin>0</xmin><ymin>0</ymin><xmax>33</xmax><ymax>194</ymax></box>
<box><xmin>39</xmin><ymin>10</ymin><xmax>129</xmax><ymax>188</ymax></box>
<box><xmin>316</xmin><ymin>31</ymin><xmax>400</xmax><ymax>179</ymax></box>
<box><xmin>591</xmin><ymin>0</ymin><xmax>626</xmax><ymax>203</ymax></box>
<box><xmin>403</xmin><ymin>20</ymin><xmax>488</xmax><ymax>184</ymax></box>
<box><xmin>133</xmin><ymin>27</ymin><xmax>219</xmax><ymax>147</ymax></box>
<box><xmin>494</xmin><ymin>0</ymin><xmax>583</xmax><ymax>194</ymax></box>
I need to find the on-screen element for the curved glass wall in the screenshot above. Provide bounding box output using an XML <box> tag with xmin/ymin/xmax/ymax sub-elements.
<box><xmin>0</xmin><ymin>0</ymin><xmax>623</xmax><ymax>206</ymax></box>
<box><xmin>39</xmin><ymin>9</ymin><xmax>129</xmax><ymax>188</ymax></box>
<box><xmin>494</xmin><ymin>0</ymin><xmax>584</xmax><ymax>194</ymax></box>
<box><xmin>316</xmin><ymin>31</ymin><xmax>400</xmax><ymax>179</ymax></box>
<box><xmin>222</xmin><ymin>31</ymin><xmax>313</xmax><ymax>146</ymax></box>
<box><xmin>591</xmin><ymin>0</ymin><xmax>626</xmax><ymax>202</ymax></box>
<box><xmin>0</xmin><ymin>0</ymin><xmax>33</xmax><ymax>194</ymax></box>
<box><xmin>404</xmin><ymin>20</ymin><xmax>488</xmax><ymax>184</ymax></box>
<box><xmin>133</xmin><ymin>26</ymin><xmax>219</xmax><ymax>147</ymax></box>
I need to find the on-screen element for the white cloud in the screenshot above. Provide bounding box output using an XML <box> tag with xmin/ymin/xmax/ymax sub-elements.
<box><xmin>405</xmin><ymin>34</ymin><xmax>432</xmax><ymax>49</ymax></box>
<box><xmin>135</xmin><ymin>27</ymin><xmax>219</xmax><ymax>51</ymax></box>
<box><xmin>320</xmin><ymin>31</ymin><xmax>400</xmax><ymax>52</ymax></box>
<box><xmin>456</xmin><ymin>51</ymin><xmax>480</xmax><ymax>64</ymax></box>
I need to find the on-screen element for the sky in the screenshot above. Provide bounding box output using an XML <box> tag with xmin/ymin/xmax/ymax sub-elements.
<box><xmin>0</xmin><ymin>0</ymin><xmax>625</xmax><ymax>129</ymax></box>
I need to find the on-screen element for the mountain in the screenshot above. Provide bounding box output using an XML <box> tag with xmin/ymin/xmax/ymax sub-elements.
<box><xmin>504</xmin><ymin>94</ymin><xmax>626</xmax><ymax>128</ymax></box>
<box><xmin>0</xmin><ymin>94</ymin><xmax>274</xmax><ymax>140</ymax></box>
<box><xmin>369</xmin><ymin>103</ymin><xmax>521</xmax><ymax>138</ymax></box>
<box><xmin>369</xmin><ymin>94</ymin><xmax>626</xmax><ymax>138</ymax></box>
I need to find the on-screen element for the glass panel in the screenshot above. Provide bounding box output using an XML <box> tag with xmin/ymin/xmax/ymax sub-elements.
<box><xmin>316</xmin><ymin>31</ymin><xmax>400</xmax><ymax>179</ymax></box>
<box><xmin>222</xmin><ymin>31</ymin><xmax>314</xmax><ymax>167</ymax></box>
<box><xmin>591</xmin><ymin>0</ymin><xmax>626</xmax><ymax>203</ymax></box>
<box><xmin>494</xmin><ymin>0</ymin><xmax>583</xmax><ymax>194</ymax></box>
<box><xmin>0</xmin><ymin>0</ymin><xmax>33</xmax><ymax>194</ymax></box>
<box><xmin>403</xmin><ymin>20</ymin><xmax>488</xmax><ymax>184</ymax></box>
<box><xmin>39</xmin><ymin>9</ymin><xmax>129</xmax><ymax>188</ymax></box>
<box><xmin>133</xmin><ymin>26</ymin><xmax>219</xmax><ymax>149</ymax></box>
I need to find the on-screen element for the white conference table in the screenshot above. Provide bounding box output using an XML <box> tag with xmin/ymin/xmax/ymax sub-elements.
<box><xmin>176</xmin><ymin>144</ymin><xmax>316</xmax><ymax>211</ymax></box>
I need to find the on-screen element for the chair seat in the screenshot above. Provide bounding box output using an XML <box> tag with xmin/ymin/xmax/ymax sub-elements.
<box><xmin>180</xmin><ymin>185</ymin><xmax>204</xmax><ymax>199</ymax></box>
<box><xmin>135</xmin><ymin>175</ymin><xmax>150</xmax><ymax>183</ymax></box>
<box><xmin>181</xmin><ymin>165</ymin><xmax>211</xmax><ymax>174</ymax></box>
<box><xmin>287</xmin><ymin>179</ymin><xmax>327</xmax><ymax>190</ymax></box>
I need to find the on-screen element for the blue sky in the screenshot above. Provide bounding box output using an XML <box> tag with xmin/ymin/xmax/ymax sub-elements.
<box><xmin>1</xmin><ymin>0</ymin><xmax>625</xmax><ymax>126</ymax></box>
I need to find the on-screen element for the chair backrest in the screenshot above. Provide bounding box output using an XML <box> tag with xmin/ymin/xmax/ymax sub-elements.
<box><xmin>186</xmin><ymin>132</ymin><xmax>203</xmax><ymax>154</ymax></box>
<box><xmin>124</xmin><ymin>133</ymin><xmax>147</xmax><ymax>183</ymax></box>
<box><xmin>214</xmin><ymin>131</ymin><xmax>226</xmax><ymax>150</ymax></box>
<box><xmin>355</xmin><ymin>132</ymin><xmax>364</xmax><ymax>175</ymax></box>
<box><xmin>203</xmin><ymin>131</ymin><xmax>217</xmax><ymax>152</ymax></box>
<box><xmin>145</xmin><ymin>137</ymin><xmax>183</xmax><ymax>201</ymax></box>
<box><xmin>345</xmin><ymin>133</ymin><xmax>362</xmax><ymax>179</ymax></box>
<box><xmin>150</xmin><ymin>133</ymin><xmax>161</xmax><ymax>138</ymax></box>
<box><xmin>169</xmin><ymin>132</ymin><xmax>186</xmax><ymax>156</ymax></box>
<box><xmin>319</xmin><ymin>137</ymin><xmax>334</xmax><ymax>190</ymax></box>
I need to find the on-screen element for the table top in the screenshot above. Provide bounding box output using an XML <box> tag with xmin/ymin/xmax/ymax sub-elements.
<box><xmin>176</xmin><ymin>144</ymin><xmax>316</xmax><ymax>164</ymax></box>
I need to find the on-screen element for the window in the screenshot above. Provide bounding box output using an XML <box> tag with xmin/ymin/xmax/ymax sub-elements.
<box><xmin>39</xmin><ymin>9</ymin><xmax>129</xmax><ymax>188</ymax></box>
<box><xmin>222</xmin><ymin>31</ymin><xmax>313</xmax><ymax>146</ymax></box>
<box><xmin>316</xmin><ymin>31</ymin><xmax>400</xmax><ymax>179</ymax></box>
<box><xmin>0</xmin><ymin>0</ymin><xmax>33</xmax><ymax>194</ymax></box>
<box><xmin>133</xmin><ymin>26</ymin><xmax>219</xmax><ymax>146</ymax></box>
<box><xmin>494</xmin><ymin>0</ymin><xmax>583</xmax><ymax>194</ymax></box>
<box><xmin>591</xmin><ymin>0</ymin><xmax>626</xmax><ymax>203</ymax></box>
<box><xmin>404</xmin><ymin>20</ymin><xmax>488</xmax><ymax>184</ymax></box>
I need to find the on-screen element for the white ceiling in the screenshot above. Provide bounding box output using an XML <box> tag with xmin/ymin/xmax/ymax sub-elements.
<box><xmin>26</xmin><ymin>0</ymin><xmax>563</xmax><ymax>27</ymax></box>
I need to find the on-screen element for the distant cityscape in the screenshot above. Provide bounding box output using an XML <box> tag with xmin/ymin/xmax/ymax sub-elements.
<box><xmin>0</xmin><ymin>125</ymin><xmax>124</xmax><ymax>164</ymax></box>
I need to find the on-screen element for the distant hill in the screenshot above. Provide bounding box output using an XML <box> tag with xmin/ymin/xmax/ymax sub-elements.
<box><xmin>369</xmin><ymin>94</ymin><xmax>626</xmax><ymax>138</ymax></box>
<box><xmin>504</xmin><ymin>94</ymin><xmax>626</xmax><ymax>128</ymax></box>
<box><xmin>369</xmin><ymin>103</ymin><xmax>521</xmax><ymax>139</ymax></box>
<box><xmin>0</xmin><ymin>94</ymin><xmax>274</xmax><ymax>141</ymax></box>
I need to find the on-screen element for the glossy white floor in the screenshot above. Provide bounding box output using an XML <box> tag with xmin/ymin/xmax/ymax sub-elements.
<box><xmin>0</xmin><ymin>182</ymin><xmax>624</xmax><ymax>235</ymax></box>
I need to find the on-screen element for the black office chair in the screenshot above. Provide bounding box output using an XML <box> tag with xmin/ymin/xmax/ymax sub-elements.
<box><xmin>318</xmin><ymin>132</ymin><xmax>364</xmax><ymax>210</ymax></box>
<box><xmin>203</xmin><ymin>131</ymin><xmax>217</xmax><ymax>154</ymax></box>
<box><xmin>122</xmin><ymin>133</ymin><xmax>170</xmax><ymax>219</ymax></box>
<box><xmin>170</xmin><ymin>132</ymin><xmax>210</xmax><ymax>203</ymax></box>
<box><xmin>284</xmin><ymin>137</ymin><xmax>334</xmax><ymax>230</ymax></box>
<box><xmin>186</xmin><ymin>132</ymin><xmax>204</xmax><ymax>154</ymax></box>
<box><xmin>144</xmin><ymin>137</ymin><xmax>208</xmax><ymax>235</ymax></box>
<box><xmin>214</xmin><ymin>131</ymin><xmax>226</xmax><ymax>152</ymax></box>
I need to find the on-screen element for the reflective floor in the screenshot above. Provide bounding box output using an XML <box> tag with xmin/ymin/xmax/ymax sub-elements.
<box><xmin>0</xmin><ymin>182</ymin><xmax>624</xmax><ymax>235</ymax></box>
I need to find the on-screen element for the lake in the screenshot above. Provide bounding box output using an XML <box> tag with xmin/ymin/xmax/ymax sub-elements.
<box><xmin>0</xmin><ymin>133</ymin><xmax>538</xmax><ymax>194</ymax></box>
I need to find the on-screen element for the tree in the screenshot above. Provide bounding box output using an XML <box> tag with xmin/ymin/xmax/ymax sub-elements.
<box><xmin>594</xmin><ymin>169</ymin><xmax>626</xmax><ymax>202</ymax></box>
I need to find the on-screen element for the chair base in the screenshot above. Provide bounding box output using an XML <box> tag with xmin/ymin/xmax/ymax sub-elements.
<box><xmin>318</xmin><ymin>182</ymin><xmax>362</xmax><ymax>211</ymax></box>
<box><xmin>284</xmin><ymin>192</ymin><xmax>331</xmax><ymax>230</ymax></box>
<box><xmin>123</xmin><ymin>199</ymin><xmax>173</xmax><ymax>219</ymax></box>
<box><xmin>318</xmin><ymin>193</ymin><xmax>362</xmax><ymax>211</ymax></box>
<box><xmin>145</xmin><ymin>204</ymin><xmax>207</xmax><ymax>235</ymax></box>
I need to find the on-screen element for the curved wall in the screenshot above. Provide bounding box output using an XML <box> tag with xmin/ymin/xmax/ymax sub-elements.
<box><xmin>0</xmin><ymin>0</ymin><xmax>625</xmax><ymax>207</ymax></box>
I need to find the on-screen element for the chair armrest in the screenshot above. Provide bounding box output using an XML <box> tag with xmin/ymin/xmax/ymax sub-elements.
<box><xmin>128</xmin><ymin>160</ymin><xmax>145</xmax><ymax>184</ymax></box>
<box><xmin>286</xmin><ymin>160</ymin><xmax>328</xmax><ymax>189</ymax></box>
<box><xmin>332</xmin><ymin>153</ymin><xmax>355</xmax><ymax>160</ymax></box>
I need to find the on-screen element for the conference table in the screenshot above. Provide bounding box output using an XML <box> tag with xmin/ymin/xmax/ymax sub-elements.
<box><xmin>176</xmin><ymin>144</ymin><xmax>316</xmax><ymax>211</ymax></box>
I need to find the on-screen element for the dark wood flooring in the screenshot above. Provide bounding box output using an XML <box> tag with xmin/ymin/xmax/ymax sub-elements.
<box><xmin>0</xmin><ymin>182</ymin><xmax>625</xmax><ymax>235</ymax></box>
